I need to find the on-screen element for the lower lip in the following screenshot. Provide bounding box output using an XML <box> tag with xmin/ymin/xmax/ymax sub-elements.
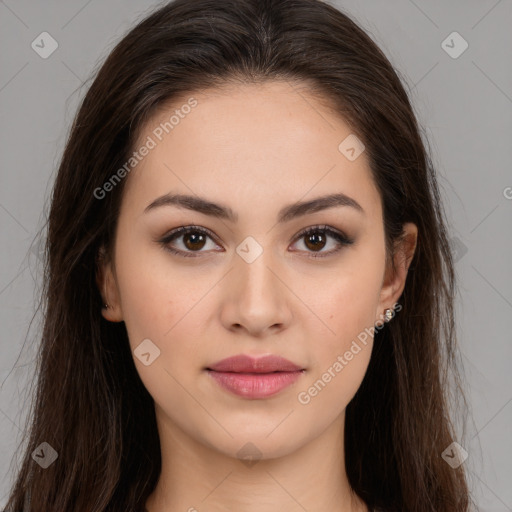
<box><xmin>207</xmin><ymin>370</ymin><xmax>304</xmax><ymax>399</ymax></box>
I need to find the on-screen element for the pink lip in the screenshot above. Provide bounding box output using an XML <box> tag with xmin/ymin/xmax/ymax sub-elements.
<box><xmin>207</xmin><ymin>354</ymin><xmax>303</xmax><ymax>373</ymax></box>
<box><xmin>206</xmin><ymin>354</ymin><xmax>305</xmax><ymax>399</ymax></box>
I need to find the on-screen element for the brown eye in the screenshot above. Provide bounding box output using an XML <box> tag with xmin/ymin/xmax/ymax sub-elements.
<box><xmin>159</xmin><ymin>226</ymin><xmax>221</xmax><ymax>258</ymax></box>
<box><xmin>291</xmin><ymin>225</ymin><xmax>354</xmax><ymax>258</ymax></box>
<box><xmin>159</xmin><ymin>224</ymin><xmax>354</xmax><ymax>259</ymax></box>
<box><xmin>182</xmin><ymin>231</ymin><xmax>207</xmax><ymax>251</ymax></box>
<box><xmin>303</xmin><ymin>231</ymin><xmax>327</xmax><ymax>252</ymax></box>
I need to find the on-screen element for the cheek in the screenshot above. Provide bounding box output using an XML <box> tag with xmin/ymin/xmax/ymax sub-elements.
<box><xmin>116</xmin><ymin>260</ymin><xmax>168</xmax><ymax>347</ymax></box>
<box><xmin>114</xmin><ymin>236</ymin><xmax>195</xmax><ymax>337</ymax></box>
<box><xmin>295</xmin><ymin>251</ymin><xmax>384</xmax><ymax>403</ymax></box>
<box><xmin>296</xmin><ymin>342</ymin><xmax>372</xmax><ymax>424</ymax></box>
<box><xmin>114</xmin><ymin>248</ymin><xmax>207</xmax><ymax>405</ymax></box>
<box><xmin>303</xmin><ymin>256</ymin><xmax>383</xmax><ymax>343</ymax></box>
<box><xmin>295</xmin><ymin>278</ymin><xmax>378</xmax><ymax>416</ymax></box>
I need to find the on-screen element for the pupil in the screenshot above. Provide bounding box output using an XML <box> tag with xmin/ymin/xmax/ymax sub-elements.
<box><xmin>305</xmin><ymin>232</ymin><xmax>325</xmax><ymax>251</ymax></box>
<box><xmin>185</xmin><ymin>232</ymin><xmax>206</xmax><ymax>250</ymax></box>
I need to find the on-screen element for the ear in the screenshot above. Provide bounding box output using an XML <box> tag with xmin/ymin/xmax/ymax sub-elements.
<box><xmin>375</xmin><ymin>222</ymin><xmax>417</xmax><ymax>324</ymax></box>
<box><xmin>96</xmin><ymin>245</ymin><xmax>124</xmax><ymax>322</ymax></box>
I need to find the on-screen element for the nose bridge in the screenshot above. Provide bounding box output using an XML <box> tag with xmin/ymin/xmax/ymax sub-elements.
<box><xmin>234</xmin><ymin>237</ymin><xmax>281</xmax><ymax>300</ymax></box>
<box><xmin>224</xmin><ymin>236</ymin><xmax>291</xmax><ymax>332</ymax></box>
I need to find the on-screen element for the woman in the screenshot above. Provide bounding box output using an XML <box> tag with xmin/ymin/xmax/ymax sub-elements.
<box><xmin>4</xmin><ymin>0</ymin><xmax>473</xmax><ymax>510</ymax></box>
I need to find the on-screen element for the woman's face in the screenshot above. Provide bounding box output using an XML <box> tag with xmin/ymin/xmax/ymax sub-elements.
<box><xmin>99</xmin><ymin>80</ymin><xmax>416</xmax><ymax>460</ymax></box>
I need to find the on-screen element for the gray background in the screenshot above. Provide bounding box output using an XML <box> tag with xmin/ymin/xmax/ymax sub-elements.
<box><xmin>0</xmin><ymin>0</ymin><xmax>511</xmax><ymax>510</ymax></box>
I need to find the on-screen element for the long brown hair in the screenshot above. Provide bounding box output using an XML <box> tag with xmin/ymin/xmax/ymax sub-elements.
<box><xmin>4</xmin><ymin>0</ymin><xmax>474</xmax><ymax>510</ymax></box>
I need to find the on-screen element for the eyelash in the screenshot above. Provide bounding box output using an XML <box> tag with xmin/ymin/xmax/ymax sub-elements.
<box><xmin>158</xmin><ymin>224</ymin><xmax>354</xmax><ymax>259</ymax></box>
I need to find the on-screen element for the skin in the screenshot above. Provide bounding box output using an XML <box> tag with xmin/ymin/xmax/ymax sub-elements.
<box><xmin>97</xmin><ymin>80</ymin><xmax>417</xmax><ymax>512</ymax></box>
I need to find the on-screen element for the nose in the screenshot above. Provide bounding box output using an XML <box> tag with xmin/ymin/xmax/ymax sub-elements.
<box><xmin>220</xmin><ymin>247</ymin><xmax>294</xmax><ymax>337</ymax></box>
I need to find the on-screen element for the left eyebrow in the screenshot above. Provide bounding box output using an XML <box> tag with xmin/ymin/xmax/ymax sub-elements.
<box><xmin>143</xmin><ymin>192</ymin><xmax>365</xmax><ymax>222</ymax></box>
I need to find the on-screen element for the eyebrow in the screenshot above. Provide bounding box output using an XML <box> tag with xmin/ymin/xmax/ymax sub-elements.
<box><xmin>144</xmin><ymin>192</ymin><xmax>364</xmax><ymax>222</ymax></box>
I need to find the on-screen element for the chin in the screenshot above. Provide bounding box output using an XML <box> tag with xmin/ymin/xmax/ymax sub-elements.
<box><xmin>198</xmin><ymin>427</ymin><xmax>308</xmax><ymax>462</ymax></box>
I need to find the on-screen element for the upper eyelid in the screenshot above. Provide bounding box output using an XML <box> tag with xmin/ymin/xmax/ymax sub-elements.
<box><xmin>163</xmin><ymin>225</ymin><xmax>220</xmax><ymax>244</ymax></box>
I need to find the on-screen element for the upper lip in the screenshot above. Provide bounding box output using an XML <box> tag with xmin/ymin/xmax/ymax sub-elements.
<box><xmin>207</xmin><ymin>354</ymin><xmax>304</xmax><ymax>373</ymax></box>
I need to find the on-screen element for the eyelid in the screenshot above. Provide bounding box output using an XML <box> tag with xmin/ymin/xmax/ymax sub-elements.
<box><xmin>158</xmin><ymin>223</ymin><xmax>354</xmax><ymax>258</ymax></box>
<box><xmin>158</xmin><ymin>225</ymin><xmax>222</xmax><ymax>258</ymax></box>
<box><xmin>290</xmin><ymin>224</ymin><xmax>354</xmax><ymax>258</ymax></box>
<box><xmin>163</xmin><ymin>224</ymin><xmax>220</xmax><ymax>243</ymax></box>
<box><xmin>294</xmin><ymin>224</ymin><xmax>352</xmax><ymax>243</ymax></box>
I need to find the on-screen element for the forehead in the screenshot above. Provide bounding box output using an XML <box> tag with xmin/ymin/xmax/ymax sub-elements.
<box><xmin>123</xmin><ymin>80</ymin><xmax>381</xmax><ymax>222</ymax></box>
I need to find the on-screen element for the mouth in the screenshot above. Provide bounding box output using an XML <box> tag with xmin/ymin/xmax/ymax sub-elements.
<box><xmin>205</xmin><ymin>354</ymin><xmax>306</xmax><ymax>399</ymax></box>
